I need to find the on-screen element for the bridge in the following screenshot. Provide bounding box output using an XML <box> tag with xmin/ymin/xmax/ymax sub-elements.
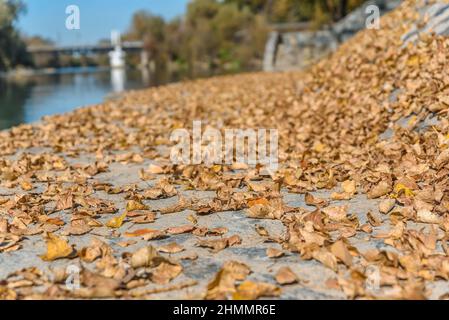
<box><xmin>27</xmin><ymin>41</ymin><xmax>144</xmax><ymax>54</ymax></box>
<box><xmin>26</xmin><ymin>31</ymin><xmax>148</xmax><ymax>69</ymax></box>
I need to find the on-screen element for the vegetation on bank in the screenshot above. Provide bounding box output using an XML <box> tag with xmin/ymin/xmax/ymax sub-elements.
<box><xmin>123</xmin><ymin>0</ymin><xmax>365</xmax><ymax>77</ymax></box>
<box><xmin>0</xmin><ymin>0</ymin><xmax>30</xmax><ymax>71</ymax></box>
<box><xmin>0</xmin><ymin>0</ymin><xmax>364</xmax><ymax>74</ymax></box>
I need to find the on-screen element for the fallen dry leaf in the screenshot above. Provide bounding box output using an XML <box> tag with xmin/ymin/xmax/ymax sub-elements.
<box><xmin>131</xmin><ymin>245</ymin><xmax>167</xmax><ymax>268</ymax></box>
<box><xmin>126</xmin><ymin>200</ymin><xmax>148</xmax><ymax>212</ymax></box>
<box><xmin>158</xmin><ymin>242</ymin><xmax>184</xmax><ymax>254</ymax></box>
<box><xmin>166</xmin><ymin>225</ymin><xmax>195</xmax><ymax>235</ymax></box>
<box><xmin>275</xmin><ymin>267</ymin><xmax>298</xmax><ymax>285</ymax></box>
<box><xmin>233</xmin><ymin>281</ymin><xmax>281</xmax><ymax>300</ymax></box>
<box><xmin>40</xmin><ymin>233</ymin><xmax>75</xmax><ymax>261</ymax></box>
<box><xmin>267</xmin><ymin>247</ymin><xmax>284</xmax><ymax>259</ymax></box>
<box><xmin>197</xmin><ymin>235</ymin><xmax>242</xmax><ymax>252</ymax></box>
<box><xmin>150</xmin><ymin>262</ymin><xmax>183</xmax><ymax>284</ymax></box>
<box><xmin>206</xmin><ymin>261</ymin><xmax>251</xmax><ymax>300</ymax></box>
<box><xmin>330</xmin><ymin>240</ymin><xmax>352</xmax><ymax>267</ymax></box>
<box><xmin>105</xmin><ymin>212</ymin><xmax>127</xmax><ymax>229</ymax></box>
<box><xmin>379</xmin><ymin>199</ymin><xmax>396</xmax><ymax>214</ymax></box>
<box><xmin>322</xmin><ymin>205</ymin><xmax>348</xmax><ymax>222</ymax></box>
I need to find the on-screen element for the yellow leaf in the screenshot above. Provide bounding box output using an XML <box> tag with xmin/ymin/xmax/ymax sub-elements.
<box><xmin>393</xmin><ymin>183</ymin><xmax>414</xmax><ymax>198</ymax></box>
<box><xmin>406</xmin><ymin>55</ymin><xmax>420</xmax><ymax>66</ymax></box>
<box><xmin>233</xmin><ymin>281</ymin><xmax>280</xmax><ymax>300</ymax></box>
<box><xmin>20</xmin><ymin>181</ymin><xmax>33</xmax><ymax>191</ymax></box>
<box><xmin>187</xmin><ymin>214</ymin><xmax>198</xmax><ymax>225</ymax></box>
<box><xmin>342</xmin><ymin>180</ymin><xmax>356</xmax><ymax>194</ymax></box>
<box><xmin>407</xmin><ymin>115</ymin><xmax>417</xmax><ymax>127</ymax></box>
<box><xmin>40</xmin><ymin>233</ymin><xmax>74</xmax><ymax>261</ymax></box>
<box><xmin>126</xmin><ymin>200</ymin><xmax>148</xmax><ymax>211</ymax></box>
<box><xmin>106</xmin><ymin>212</ymin><xmax>127</xmax><ymax>228</ymax></box>
<box><xmin>313</xmin><ymin>142</ymin><xmax>325</xmax><ymax>153</ymax></box>
<box><xmin>247</xmin><ymin>198</ymin><xmax>269</xmax><ymax>207</ymax></box>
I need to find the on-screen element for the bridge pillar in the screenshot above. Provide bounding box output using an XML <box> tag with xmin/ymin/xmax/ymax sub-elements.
<box><xmin>108</xmin><ymin>30</ymin><xmax>126</xmax><ymax>69</ymax></box>
<box><xmin>140</xmin><ymin>50</ymin><xmax>149</xmax><ymax>69</ymax></box>
<box><xmin>109</xmin><ymin>47</ymin><xmax>126</xmax><ymax>68</ymax></box>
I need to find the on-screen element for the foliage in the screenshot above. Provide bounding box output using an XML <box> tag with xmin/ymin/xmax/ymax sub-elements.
<box><xmin>124</xmin><ymin>0</ymin><xmax>367</xmax><ymax>77</ymax></box>
<box><xmin>0</xmin><ymin>0</ymin><xmax>31</xmax><ymax>71</ymax></box>
<box><xmin>225</xmin><ymin>0</ymin><xmax>365</xmax><ymax>23</ymax></box>
<box><xmin>125</xmin><ymin>0</ymin><xmax>269</xmax><ymax>77</ymax></box>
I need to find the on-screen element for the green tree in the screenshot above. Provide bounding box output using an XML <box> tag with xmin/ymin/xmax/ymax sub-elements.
<box><xmin>0</xmin><ymin>0</ymin><xmax>31</xmax><ymax>71</ymax></box>
<box><xmin>123</xmin><ymin>0</ymin><xmax>367</xmax><ymax>78</ymax></box>
<box><xmin>182</xmin><ymin>0</ymin><xmax>268</xmax><ymax>76</ymax></box>
<box><xmin>225</xmin><ymin>0</ymin><xmax>364</xmax><ymax>24</ymax></box>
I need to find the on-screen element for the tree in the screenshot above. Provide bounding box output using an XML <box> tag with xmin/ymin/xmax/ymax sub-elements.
<box><xmin>225</xmin><ymin>0</ymin><xmax>364</xmax><ymax>24</ymax></box>
<box><xmin>121</xmin><ymin>0</ymin><xmax>366</xmax><ymax>78</ymax></box>
<box><xmin>0</xmin><ymin>0</ymin><xmax>31</xmax><ymax>71</ymax></box>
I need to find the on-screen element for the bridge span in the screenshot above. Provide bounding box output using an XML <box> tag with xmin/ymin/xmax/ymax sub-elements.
<box><xmin>27</xmin><ymin>41</ymin><xmax>144</xmax><ymax>54</ymax></box>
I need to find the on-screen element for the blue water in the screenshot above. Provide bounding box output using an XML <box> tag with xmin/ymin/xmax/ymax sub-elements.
<box><xmin>0</xmin><ymin>67</ymin><xmax>157</xmax><ymax>130</ymax></box>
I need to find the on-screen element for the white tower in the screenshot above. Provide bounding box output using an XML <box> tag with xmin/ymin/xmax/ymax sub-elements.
<box><xmin>109</xmin><ymin>30</ymin><xmax>126</xmax><ymax>69</ymax></box>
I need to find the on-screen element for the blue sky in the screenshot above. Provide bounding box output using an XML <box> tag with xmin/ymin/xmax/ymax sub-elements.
<box><xmin>17</xmin><ymin>0</ymin><xmax>190</xmax><ymax>45</ymax></box>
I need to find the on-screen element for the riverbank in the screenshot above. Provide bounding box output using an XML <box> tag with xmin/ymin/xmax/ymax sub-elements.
<box><xmin>0</xmin><ymin>66</ymin><xmax>114</xmax><ymax>80</ymax></box>
<box><xmin>1</xmin><ymin>1</ymin><xmax>449</xmax><ymax>300</ymax></box>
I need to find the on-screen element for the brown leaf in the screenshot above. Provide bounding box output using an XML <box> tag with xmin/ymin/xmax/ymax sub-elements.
<box><xmin>233</xmin><ymin>281</ymin><xmax>281</xmax><ymax>300</ymax></box>
<box><xmin>197</xmin><ymin>235</ymin><xmax>242</xmax><ymax>252</ymax></box>
<box><xmin>166</xmin><ymin>225</ymin><xmax>195</xmax><ymax>235</ymax></box>
<box><xmin>148</xmin><ymin>164</ymin><xmax>164</xmax><ymax>174</ymax></box>
<box><xmin>342</xmin><ymin>180</ymin><xmax>356</xmax><ymax>194</ymax></box>
<box><xmin>79</xmin><ymin>238</ymin><xmax>111</xmax><ymax>262</ymax></box>
<box><xmin>126</xmin><ymin>200</ymin><xmax>148</xmax><ymax>211</ymax></box>
<box><xmin>245</xmin><ymin>203</ymin><xmax>282</xmax><ymax>220</ymax></box>
<box><xmin>330</xmin><ymin>240</ymin><xmax>353</xmax><ymax>267</ymax></box>
<box><xmin>142</xmin><ymin>230</ymin><xmax>167</xmax><ymax>241</ymax></box>
<box><xmin>76</xmin><ymin>269</ymin><xmax>120</xmax><ymax>298</ymax></box>
<box><xmin>312</xmin><ymin>248</ymin><xmax>338</xmax><ymax>271</ymax></box>
<box><xmin>150</xmin><ymin>262</ymin><xmax>183</xmax><ymax>284</ymax></box>
<box><xmin>322</xmin><ymin>205</ymin><xmax>348</xmax><ymax>222</ymax></box>
<box><xmin>55</xmin><ymin>192</ymin><xmax>74</xmax><ymax>212</ymax></box>
<box><xmin>379</xmin><ymin>199</ymin><xmax>396</xmax><ymax>214</ymax></box>
<box><xmin>131</xmin><ymin>212</ymin><xmax>156</xmax><ymax>224</ymax></box>
<box><xmin>124</xmin><ymin>228</ymin><xmax>160</xmax><ymax>237</ymax></box>
<box><xmin>267</xmin><ymin>247</ymin><xmax>284</xmax><ymax>259</ymax></box>
<box><xmin>130</xmin><ymin>246</ymin><xmax>166</xmax><ymax>268</ymax></box>
<box><xmin>416</xmin><ymin>209</ymin><xmax>441</xmax><ymax>224</ymax></box>
<box><xmin>305</xmin><ymin>193</ymin><xmax>328</xmax><ymax>207</ymax></box>
<box><xmin>367</xmin><ymin>211</ymin><xmax>382</xmax><ymax>227</ymax></box>
<box><xmin>158</xmin><ymin>242</ymin><xmax>184</xmax><ymax>254</ymax></box>
<box><xmin>368</xmin><ymin>181</ymin><xmax>392</xmax><ymax>199</ymax></box>
<box><xmin>275</xmin><ymin>267</ymin><xmax>298</xmax><ymax>285</ymax></box>
<box><xmin>206</xmin><ymin>261</ymin><xmax>251</xmax><ymax>300</ymax></box>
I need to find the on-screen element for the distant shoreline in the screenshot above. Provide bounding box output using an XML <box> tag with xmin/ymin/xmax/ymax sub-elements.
<box><xmin>0</xmin><ymin>66</ymin><xmax>112</xmax><ymax>80</ymax></box>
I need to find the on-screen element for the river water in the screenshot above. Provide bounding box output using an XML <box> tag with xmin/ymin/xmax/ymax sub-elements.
<box><xmin>0</xmin><ymin>67</ymin><xmax>165</xmax><ymax>130</ymax></box>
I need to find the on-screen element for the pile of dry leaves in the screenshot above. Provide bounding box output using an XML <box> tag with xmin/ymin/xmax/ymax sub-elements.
<box><xmin>1</xmin><ymin>0</ymin><xmax>449</xmax><ymax>300</ymax></box>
